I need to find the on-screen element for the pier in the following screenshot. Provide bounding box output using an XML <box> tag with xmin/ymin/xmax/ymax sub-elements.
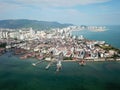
<box><xmin>56</xmin><ymin>61</ymin><xmax>62</xmax><ymax>72</ymax></box>
<box><xmin>32</xmin><ymin>60</ymin><xmax>44</xmax><ymax>66</ymax></box>
<box><xmin>45</xmin><ymin>61</ymin><xmax>54</xmax><ymax>70</ymax></box>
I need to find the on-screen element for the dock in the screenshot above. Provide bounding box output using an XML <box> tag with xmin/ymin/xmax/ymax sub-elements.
<box><xmin>32</xmin><ymin>60</ymin><xmax>44</xmax><ymax>66</ymax></box>
<box><xmin>56</xmin><ymin>61</ymin><xmax>62</xmax><ymax>72</ymax></box>
<box><xmin>45</xmin><ymin>61</ymin><xmax>54</xmax><ymax>70</ymax></box>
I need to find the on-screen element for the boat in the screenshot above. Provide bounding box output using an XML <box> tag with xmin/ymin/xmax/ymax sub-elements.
<box><xmin>37</xmin><ymin>56</ymin><xmax>44</xmax><ymax>60</ymax></box>
<box><xmin>79</xmin><ymin>60</ymin><xmax>86</xmax><ymax>66</ymax></box>
<box><xmin>56</xmin><ymin>61</ymin><xmax>62</xmax><ymax>72</ymax></box>
<box><xmin>20</xmin><ymin>55</ymin><xmax>27</xmax><ymax>59</ymax></box>
<box><xmin>32</xmin><ymin>63</ymin><xmax>36</xmax><ymax>66</ymax></box>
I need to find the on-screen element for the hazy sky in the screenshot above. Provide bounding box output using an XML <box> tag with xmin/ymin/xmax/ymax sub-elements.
<box><xmin>0</xmin><ymin>0</ymin><xmax>120</xmax><ymax>25</ymax></box>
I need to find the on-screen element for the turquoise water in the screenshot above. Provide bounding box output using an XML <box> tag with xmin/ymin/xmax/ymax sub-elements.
<box><xmin>0</xmin><ymin>25</ymin><xmax>120</xmax><ymax>90</ymax></box>
<box><xmin>0</xmin><ymin>54</ymin><xmax>120</xmax><ymax>90</ymax></box>
<box><xmin>72</xmin><ymin>25</ymin><xmax>120</xmax><ymax>48</ymax></box>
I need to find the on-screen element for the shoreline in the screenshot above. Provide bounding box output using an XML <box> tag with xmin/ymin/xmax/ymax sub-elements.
<box><xmin>1</xmin><ymin>51</ymin><xmax>120</xmax><ymax>62</ymax></box>
<box><xmin>71</xmin><ymin>28</ymin><xmax>107</xmax><ymax>32</ymax></box>
<box><xmin>45</xmin><ymin>58</ymin><xmax>120</xmax><ymax>62</ymax></box>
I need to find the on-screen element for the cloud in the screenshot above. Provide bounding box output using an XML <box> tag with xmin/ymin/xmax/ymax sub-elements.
<box><xmin>0</xmin><ymin>0</ymin><xmax>111</xmax><ymax>14</ymax></box>
<box><xmin>1</xmin><ymin>0</ymin><xmax>117</xmax><ymax>25</ymax></box>
<box><xmin>33</xmin><ymin>8</ymin><xmax>88</xmax><ymax>24</ymax></box>
<box><xmin>0</xmin><ymin>2</ymin><xmax>20</xmax><ymax>13</ymax></box>
<box><xmin>1</xmin><ymin>0</ymin><xmax>111</xmax><ymax>8</ymax></box>
<box><xmin>99</xmin><ymin>5</ymin><xmax>112</xmax><ymax>12</ymax></box>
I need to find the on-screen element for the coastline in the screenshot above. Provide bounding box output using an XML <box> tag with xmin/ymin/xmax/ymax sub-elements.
<box><xmin>45</xmin><ymin>58</ymin><xmax>120</xmax><ymax>62</ymax></box>
<box><xmin>0</xmin><ymin>26</ymin><xmax>120</xmax><ymax>66</ymax></box>
<box><xmin>71</xmin><ymin>28</ymin><xmax>107</xmax><ymax>32</ymax></box>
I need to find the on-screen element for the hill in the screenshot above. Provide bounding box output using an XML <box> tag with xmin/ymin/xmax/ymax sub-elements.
<box><xmin>0</xmin><ymin>19</ymin><xmax>73</xmax><ymax>30</ymax></box>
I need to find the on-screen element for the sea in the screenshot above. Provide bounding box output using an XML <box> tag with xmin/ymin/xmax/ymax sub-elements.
<box><xmin>72</xmin><ymin>25</ymin><xmax>120</xmax><ymax>49</ymax></box>
<box><xmin>0</xmin><ymin>25</ymin><xmax>120</xmax><ymax>90</ymax></box>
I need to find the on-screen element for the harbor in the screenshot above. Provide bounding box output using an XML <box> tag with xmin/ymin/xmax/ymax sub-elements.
<box><xmin>0</xmin><ymin>54</ymin><xmax>120</xmax><ymax>90</ymax></box>
<box><xmin>0</xmin><ymin>25</ymin><xmax>120</xmax><ymax>90</ymax></box>
<box><xmin>0</xmin><ymin>26</ymin><xmax>120</xmax><ymax>73</ymax></box>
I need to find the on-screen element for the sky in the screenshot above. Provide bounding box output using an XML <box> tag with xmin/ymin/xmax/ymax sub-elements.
<box><xmin>0</xmin><ymin>0</ymin><xmax>120</xmax><ymax>25</ymax></box>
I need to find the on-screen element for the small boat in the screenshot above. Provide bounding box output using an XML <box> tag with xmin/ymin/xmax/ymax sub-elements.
<box><xmin>79</xmin><ymin>60</ymin><xmax>86</xmax><ymax>66</ymax></box>
<box><xmin>20</xmin><ymin>55</ymin><xmax>27</xmax><ymax>59</ymax></box>
<box><xmin>56</xmin><ymin>61</ymin><xmax>62</xmax><ymax>72</ymax></box>
<box><xmin>32</xmin><ymin>63</ymin><xmax>36</xmax><ymax>66</ymax></box>
<box><xmin>37</xmin><ymin>56</ymin><xmax>44</xmax><ymax>60</ymax></box>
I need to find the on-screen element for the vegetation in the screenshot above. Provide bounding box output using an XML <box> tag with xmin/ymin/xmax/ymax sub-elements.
<box><xmin>0</xmin><ymin>43</ymin><xmax>7</xmax><ymax>48</ymax></box>
<box><xmin>14</xmin><ymin>38</ymin><xmax>18</xmax><ymax>40</ymax></box>
<box><xmin>101</xmin><ymin>45</ymin><xmax>120</xmax><ymax>53</ymax></box>
<box><xmin>95</xmin><ymin>44</ymin><xmax>120</xmax><ymax>53</ymax></box>
<box><xmin>112</xmin><ymin>54</ymin><xmax>120</xmax><ymax>59</ymax></box>
<box><xmin>101</xmin><ymin>45</ymin><xmax>117</xmax><ymax>51</ymax></box>
<box><xmin>94</xmin><ymin>44</ymin><xmax>100</xmax><ymax>47</ymax></box>
<box><xmin>63</xmin><ymin>57</ymin><xmax>73</xmax><ymax>60</ymax></box>
<box><xmin>0</xmin><ymin>19</ymin><xmax>73</xmax><ymax>30</ymax></box>
<box><xmin>63</xmin><ymin>55</ymin><xmax>73</xmax><ymax>60</ymax></box>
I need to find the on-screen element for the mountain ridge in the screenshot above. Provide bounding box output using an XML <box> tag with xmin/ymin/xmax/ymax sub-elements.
<box><xmin>0</xmin><ymin>19</ymin><xmax>73</xmax><ymax>30</ymax></box>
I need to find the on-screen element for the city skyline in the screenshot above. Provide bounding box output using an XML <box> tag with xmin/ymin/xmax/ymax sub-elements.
<box><xmin>0</xmin><ymin>0</ymin><xmax>120</xmax><ymax>25</ymax></box>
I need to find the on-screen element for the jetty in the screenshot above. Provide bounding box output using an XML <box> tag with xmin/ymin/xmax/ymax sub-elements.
<box><xmin>45</xmin><ymin>61</ymin><xmax>54</xmax><ymax>70</ymax></box>
<box><xmin>32</xmin><ymin>60</ymin><xmax>44</xmax><ymax>66</ymax></box>
<box><xmin>56</xmin><ymin>61</ymin><xmax>62</xmax><ymax>72</ymax></box>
